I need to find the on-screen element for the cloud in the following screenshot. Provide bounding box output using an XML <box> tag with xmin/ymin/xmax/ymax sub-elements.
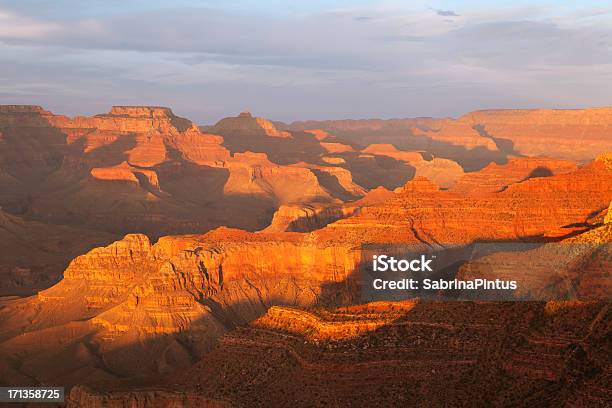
<box><xmin>436</xmin><ymin>9</ymin><xmax>459</xmax><ymax>17</ymax></box>
<box><xmin>0</xmin><ymin>9</ymin><xmax>57</xmax><ymax>38</ymax></box>
<box><xmin>0</xmin><ymin>3</ymin><xmax>611</xmax><ymax>122</ymax></box>
<box><xmin>353</xmin><ymin>16</ymin><xmax>375</xmax><ymax>21</ymax></box>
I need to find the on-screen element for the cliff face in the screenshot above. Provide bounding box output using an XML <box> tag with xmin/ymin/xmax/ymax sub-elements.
<box><xmin>263</xmin><ymin>204</ymin><xmax>356</xmax><ymax>233</ymax></box>
<box><xmin>362</xmin><ymin>144</ymin><xmax>465</xmax><ymax>188</ymax></box>
<box><xmin>222</xmin><ymin>152</ymin><xmax>333</xmax><ymax>204</ymax></box>
<box><xmin>286</xmin><ymin>108</ymin><xmax>612</xmax><ymax>166</ymax></box>
<box><xmin>0</xmin><ymin>228</ymin><xmax>362</xmax><ymax>386</ymax></box>
<box><xmin>411</xmin><ymin>119</ymin><xmax>498</xmax><ymax>150</ymax></box>
<box><xmin>457</xmin><ymin>194</ymin><xmax>612</xmax><ymax>300</ymax></box>
<box><xmin>451</xmin><ymin>156</ymin><xmax>578</xmax><ymax>194</ymax></box>
<box><xmin>461</xmin><ymin>108</ymin><xmax>612</xmax><ymax>162</ymax></box>
<box><xmin>320</xmin><ymin>155</ymin><xmax>612</xmax><ymax>246</ymax></box>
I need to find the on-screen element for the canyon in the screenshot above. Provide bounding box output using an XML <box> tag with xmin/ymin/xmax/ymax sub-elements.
<box><xmin>0</xmin><ymin>104</ymin><xmax>610</xmax><ymax>406</ymax></box>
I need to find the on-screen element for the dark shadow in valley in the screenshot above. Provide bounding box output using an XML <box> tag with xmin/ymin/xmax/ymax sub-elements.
<box><xmin>340</xmin><ymin>153</ymin><xmax>416</xmax><ymax>190</ymax></box>
<box><xmin>472</xmin><ymin>124</ymin><xmax>525</xmax><ymax>158</ymax></box>
<box><xmin>216</xmin><ymin>129</ymin><xmax>328</xmax><ymax>166</ymax></box>
<box><xmin>309</xmin><ymin>125</ymin><xmax>511</xmax><ymax>172</ymax></box>
<box><xmin>310</xmin><ymin>169</ymin><xmax>361</xmax><ymax>201</ymax></box>
<box><xmin>522</xmin><ymin>166</ymin><xmax>554</xmax><ymax>180</ymax></box>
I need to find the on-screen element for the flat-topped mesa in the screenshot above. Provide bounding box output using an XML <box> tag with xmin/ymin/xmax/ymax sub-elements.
<box><xmin>320</xmin><ymin>142</ymin><xmax>354</xmax><ymax>153</ymax></box>
<box><xmin>362</xmin><ymin>144</ymin><xmax>423</xmax><ymax>162</ymax></box>
<box><xmin>107</xmin><ymin>106</ymin><xmax>175</xmax><ymax>118</ymax></box>
<box><xmin>74</xmin><ymin>105</ymin><xmax>196</xmax><ymax>133</ymax></box>
<box><xmin>0</xmin><ymin>104</ymin><xmax>200</xmax><ymax>136</ymax></box>
<box><xmin>0</xmin><ymin>105</ymin><xmax>50</xmax><ymax>114</ymax></box>
<box><xmin>462</xmin><ymin>107</ymin><xmax>612</xmax><ymax>125</ymax></box>
<box><xmin>212</xmin><ymin>112</ymin><xmax>291</xmax><ymax>138</ymax></box>
<box><xmin>0</xmin><ymin>104</ymin><xmax>66</xmax><ymax>127</ymax></box>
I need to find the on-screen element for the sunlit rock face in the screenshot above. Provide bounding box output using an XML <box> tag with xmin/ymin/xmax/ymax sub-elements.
<box><xmin>211</xmin><ymin>111</ymin><xmax>291</xmax><ymax>139</ymax></box>
<box><xmin>451</xmin><ymin>157</ymin><xmax>578</xmax><ymax>194</ymax></box>
<box><xmin>318</xmin><ymin>156</ymin><xmax>612</xmax><ymax>246</ymax></box>
<box><xmin>263</xmin><ymin>203</ymin><xmax>356</xmax><ymax>233</ymax></box>
<box><xmin>362</xmin><ymin>144</ymin><xmax>465</xmax><ymax>188</ymax></box>
<box><xmin>605</xmin><ymin>201</ymin><xmax>612</xmax><ymax>224</ymax></box>
<box><xmin>410</xmin><ymin>119</ymin><xmax>499</xmax><ymax>150</ymax></box>
<box><xmin>460</xmin><ymin>108</ymin><xmax>612</xmax><ymax>162</ymax></box>
<box><xmin>0</xmin><ymin>228</ymin><xmax>362</xmax><ymax>386</ymax></box>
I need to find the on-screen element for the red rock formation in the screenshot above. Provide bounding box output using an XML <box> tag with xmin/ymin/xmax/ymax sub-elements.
<box><xmin>211</xmin><ymin>111</ymin><xmax>291</xmax><ymax>139</ymax></box>
<box><xmin>0</xmin><ymin>228</ymin><xmax>361</xmax><ymax>386</ymax></box>
<box><xmin>347</xmin><ymin>186</ymin><xmax>395</xmax><ymax>207</ymax></box>
<box><xmin>263</xmin><ymin>204</ymin><xmax>356</xmax><ymax>233</ymax></box>
<box><xmin>222</xmin><ymin>152</ymin><xmax>332</xmax><ymax>204</ymax></box>
<box><xmin>321</xmin><ymin>156</ymin><xmax>346</xmax><ymax>165</ymax></box>
<box><xmin>90</xmin><ymin>161</ymin><xmax>160</xmax><ymax>189</ymax></box>
<box><xmin>319</xmin><ymin>155</ymin><xmax>612</xmax><ymax>245</ymax></box>
<box><xmin>362</xmin><ymin>144</ymin><xmax>465</xmax><ymax>188</ymax></box>
<box><xmin>292</xmin><ymin>162</ymin><xmax>366</xmax><ymax>200</ymax></box>
<box><xmin>461</xmin><ymin>108</ymin><xmax>612</xmax><ymax>161</ymax></box>
<box><xmin>320</xmin><ymin>142</ymin><xmax>354</xmax><ymax>153</ymax></box>
<box><xmin>67</xmin><ymin>386</ymin><xmax>231</xmax><ymax>408</ymax></box>
<box><xmin>286</xmin><ymin>117</ymin><xmax>504</xmax><ymax>171</ymax></box>
<box><xmin>457</xmin><ymin>201</ymin><xmax>612</xmax><ymax>300</ymax></box>
<box><xmin>451</xmin><ymin>156</ymin><xmax>578</xmax><ymax>194</ymax></box>
<box><xmin>411</xmin><ymin>119</ymin><xmax>498</xmax><ymax>151</ymax></box>
<box><xmin>0</xmin><ymin>105</ymin><xmax>342</xmax><ymax>240</ymax></box>
<box><xmin>303</xmin><ymin>129</ymin><xmax>331</xmax><ymax>140</ymax></box>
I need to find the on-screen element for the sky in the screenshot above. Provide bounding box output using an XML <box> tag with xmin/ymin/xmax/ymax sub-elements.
<box><xmin>1</xmin><ymin>0</ymin><xmax>611</xmax><ymax>123</ymax></box>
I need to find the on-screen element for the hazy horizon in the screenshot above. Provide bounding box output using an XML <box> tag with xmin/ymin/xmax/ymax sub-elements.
<box><xmin>1</xmin><ymin>0</ymin><xmax>612</xmax><ymax>122</ymax></box>
<box><xmin>5</xmin><ymin>102</ymin><xmax>612</xmax><ymax>127</ymax></box>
